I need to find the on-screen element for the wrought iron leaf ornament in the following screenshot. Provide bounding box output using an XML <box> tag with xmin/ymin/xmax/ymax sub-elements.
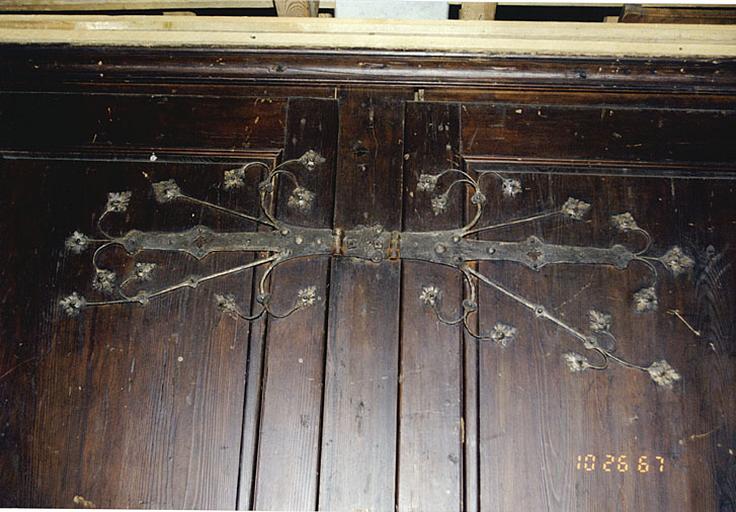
<box><xmin>59</xmin><ymin>151</ymin><xmax>693</xmax><ymax>388</ymax></box>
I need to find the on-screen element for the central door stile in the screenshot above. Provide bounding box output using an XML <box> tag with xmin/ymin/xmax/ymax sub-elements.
<box><xmin>318</xmin><ymin>89</ymin><xmax>410</xmax><ymax>512</ymax></box>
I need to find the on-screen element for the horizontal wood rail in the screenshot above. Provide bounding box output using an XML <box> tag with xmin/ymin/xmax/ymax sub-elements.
<box><xmin>0</xmin><ymin>1</ymin><xmax>730</xmax><ymax>11</ymax></box>
<box><xmin>1</xmin><ymin>15</ymin><xmax>735</xmax><ymax>57</ymax></box>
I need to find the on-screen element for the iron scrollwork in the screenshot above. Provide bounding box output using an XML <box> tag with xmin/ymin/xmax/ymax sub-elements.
<box><xmin>60</xmin><ymin>150</ymin><xmax>694</xmax><ymax>389</ymax></box>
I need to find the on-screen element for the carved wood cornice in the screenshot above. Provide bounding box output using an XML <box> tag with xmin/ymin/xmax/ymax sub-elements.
<box><xmin>1</xmin><ymin>45</ymin><xmax>735</xmax><ymax>94</ymax></box>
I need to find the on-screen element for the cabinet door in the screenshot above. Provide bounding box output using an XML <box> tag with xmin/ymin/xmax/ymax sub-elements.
<box><xmin>0</xmin><ymin>91</ymin><xmax>339</xmax><ymax>509</ymax></box>
<box><xmin>1</xmin><ymin>158</ymin><xmax>268</xmax><ymax>508</ymax></box>
<box><xmin>460</xmin><ymin>101</ymin><xmax>736</xmax><ymax>511</ymax></box>
<box><xmin>466</xmin><ymin>167</ymin><xmax>736</xmax><ymax>511</ymax></box>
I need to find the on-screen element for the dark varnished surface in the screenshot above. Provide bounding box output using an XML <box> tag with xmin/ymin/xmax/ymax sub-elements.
<box><xmin>0</xmin><ymin>92</ymin><xmax>287</xmax><ymax>153</ymax></box>
<box><xmin>248</xmin><ymin>98</ymin><xmax>338</xmax><ymax>511</ymax></box>
<box><xmin>461</xmin><ymin>102</ymin><xmax>736</xmax><ymax>168</ymax></box>
<box><xmin>0</xmin><ymin>45</ymin><xmax>735</xmax><ymax>511</ymax></box>
<box><xmin>473</xmin><ymin>170</ymin><xmax>736</xmax><ymax>511</ymax></box>
<box><xmin>2</xmin><ymin>45</ymin><xmax>736</xmax><ymax>94</ymax></box>
<box><xmin>318</xmin><ymin>89</ymin><xmax>407</xmax><ymax>511</ymax></box>
<box><xmin>0</xmin><ymin>160</ymin><xmax>266</xmax><ymax>508</ymax></box>
<box><xmin>398</xmin><ymin>102</ymin><xmax>464</xmax><ymax>512</ymax></box>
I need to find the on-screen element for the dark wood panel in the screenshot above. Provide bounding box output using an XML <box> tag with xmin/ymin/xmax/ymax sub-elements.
<box><xmin>331</xmin><ymin>90</ymin><xmax>406</xmax><ymax>229</ymax></box>
<box><xmin>0</xmin><ymin>159</ymin><xmax>267</xmax><ymax>508</ymax></box>
<box><xmin>318</xmin><ymin>89</ymin><xmax>408</xmax><ymax>511</ymax></box>
<box><xmin>0</xmin><ymin>92</ymin><xmax>286</xmax><ymax>153</ymax></box>
<box><xmin>473</xmin><ymin>169</ymin><xmax>736</xmax><ymax>511</ymax></box>
<box><xmin>423</xmin><ymin>89</ymin><xmax>736</xmax><ymax>110</ymax></box>
<box><xmin>398</xmin><ymin>102</ymin><xmax>464</xmax><ymax>512</ymax></box>
<box><xmin>461</xmin><ymin>103</ymin><xmax>736</xmax><ymax>167</ymax></box>
<box><xmin>1</xmin><ymin>81</ymin><xmax>338</xmax><ymax>99</ymax></box>
<box><xmin>250</xmin><ymin>98</ymin><xmax>338</xmax><ymax>510</ymax></box>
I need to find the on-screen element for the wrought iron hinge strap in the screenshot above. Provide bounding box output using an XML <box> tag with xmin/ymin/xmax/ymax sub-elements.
<box><xmin>59</xmin><ymin>150</ymin><xmax>692</xmax><ymax>389</ymax></box>
<box><xmin>119</xmin><ymin>225</ymin><xmax>335</xmax><ymax>260</ymax></box>
<box><xmin>119</xmin><ymin>224</ymin><xmax>635</xmax><ymax>272</ymax></box>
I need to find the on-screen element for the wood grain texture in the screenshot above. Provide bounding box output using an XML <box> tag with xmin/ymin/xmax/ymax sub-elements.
<box><xmin>398</xmin><ymin>102</ymin><xmax>464</xmax><ymax>512</ymax></box>
<box><xmin>461</xmin><ymin>103</ymin><xmax>736</xmax><ymax>168</ymax></box>
<box><xmin>250</xmin><ymin>98</ymin><xmax>337</xmax><ymax>510</ymax></box>
<box><xmin>463</xmin><ymin>309</ymin><xmax>480</xmax><ymax>512</ymax></box>
<box><xmin>472</xmin><ymin>168</ymin><xmax>736</xmax><ymax>511</ymax></box>
<box><xmin>237</xmin><ymin>261</ymin><xmax>270</xmax><ymax>511</ymax></box>
<box><xmin>0</xmin><ymin>93</ymin><xmax>287</xmax><ymax>154</ymax></box>
<box><xmin>317</xmin><ymin>89</ymin><xmax>408</xmax><ymax>511</ymax></box>
<box><xmin>0</xmin><ymin>159</ymin><xmax>55</xmax><ymax>506</ymax></box>
<box><xmin>2</xmin><ymin>16</ymin><xmax>736</xmax><ymax>59</ymax></box>
<box><xmin>0</xmin><ymin>159</ymin><xmax>267</xmax><ymax>507</ymax></box>
<box><xmin>1</xmin><ymin>44</ymin><xmax>736</xmax><ymax>512</ymax></box>
<box><xmin>672</xmin><ymin>178</ymin><xmax>736</xmax><ymax>511</ymax></box>
<box><xmin>3</xmin><ymin>46</ymin><xmax>734</xmax><ymax>96</ymax></box>
<box><xmin>274</xmin><ymin>0</ymin><xmax>319</xmax><ymax>17</ymax></box>
<box><xmin>0</xmin><ymin>0</ymin><xmax>276</xmax><ymax>10</ymax></box>
<box><xmin>620</xmin><ymin>6</ymin><xmax>736</xmax><ymax>24</ymax></box>
<box><xmin>459</xmin><ymin>2</ymin><xmax>496</xmax><ymax>20</ymax></box>
<box><xmin>463</xmin><ymin>190</ymin><xmax>481</xmax><ymax>512</ymax></box>
<box><xmin>331</xmin><ymin>90</ymin><xmax>406</xmax><ymax>229</ymax></box>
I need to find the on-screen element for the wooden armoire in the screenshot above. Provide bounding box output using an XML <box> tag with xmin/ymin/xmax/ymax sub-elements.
<box><xmin>1</xmin><ymin>17</ymin><xmax>735</xmax><ymax>511</ymax></box>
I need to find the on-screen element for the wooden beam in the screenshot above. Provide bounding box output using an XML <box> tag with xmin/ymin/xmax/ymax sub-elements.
<box><xmin>460</xmin><ymin>2</ymin><xmax>496</xmax><ymax>20</ymax></box>
<box><xmin>0</xmin><ymin>0</ymin><xmax>277</xmax><ymax>10</ymax></box>
<box><xmin>2</xmin><ymin>1</ymin><xmax>734</xmax><ymax>13</ymax></box>
<box><xmin>0</xmin><ymin>15</ymin><xmax>735</xmax><ymax>58</ymax></box>
<box><xmin>274</xmin><ymin>0</ymin><xmax>318</xmax><ymax>17</ymax></box>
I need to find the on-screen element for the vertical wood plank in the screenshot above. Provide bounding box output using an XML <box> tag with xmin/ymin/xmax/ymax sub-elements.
<box><xmin>234</xmin><ymin>154</ymin><xmax>284</xmax><ymax>512</ymax></box>
<box><xmin>237</xmin><ymin>260</ymin><xmax>269</xmax><ymax>511</ymax></box>
<box><xmin>398</xmin><ymin>102</ymin><xmax>463</xmax><ymax>512</ymax></box>
<box><xmin>462</xmin><ymin>324</ymin><xmax>480</xmax><ymax>512</ymax></box>
<box><xmin>462</xmin><ymin>191</ymin><xmax>481</xmax><ymax>512</ymax></box>
<box><xmin>669</xmin><ymin>178</ymin><xmax>736</xmax><ymax>510</ymax></box>
<box><xmin>318</xmin><ymin>89</ymin><xmax>408</xmax><ymax>512</ymax></box>
<box><xmin>251</xmin><ymin>97</ymin><xmax>338</xmax><ymax>510</ymax></box>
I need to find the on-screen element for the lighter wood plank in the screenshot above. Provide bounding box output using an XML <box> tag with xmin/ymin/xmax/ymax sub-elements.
<box><xmin>0</xmin><ymin>16</ymin><xmax>735</xmax><ymax>57</ymax></box>
<box><xmin>78</xmin><ymin>0</ymin><xmax>683</xmax><ymax>12</ymax></box>
<box><xmin>459</xmin><ymin>2</ymin><xmax>496</xmax><ymax>20</ymax></box>
<box><xmin>0</xmin><ymin>0</ymin><xmax>277</xmax><ymax>10</ymax></box>
<box><xmin>274</xmin><ymin>0</ymin><xmax>319</xmax><ymax>17</ymax></box>
<box><xmin>0</xmin><ymin>1</ymin><xmax>726</xmax><ymax>11</ymax></box>
<box><xmin>2</xmin><ymin>14</ymin><xmax>734</xmax><ymax>42</ymax></box>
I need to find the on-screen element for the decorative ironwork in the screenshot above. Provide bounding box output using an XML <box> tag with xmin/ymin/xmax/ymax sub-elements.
<box><xmin>60</xmin><ymin>151</ymin><xmax>697</xmax><ymax>388</ymax></box>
